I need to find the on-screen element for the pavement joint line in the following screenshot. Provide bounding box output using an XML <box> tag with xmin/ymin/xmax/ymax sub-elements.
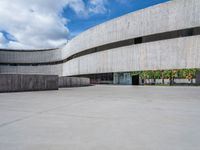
<box><xmin>39</xmin><ymin>112</ymin><xmax>124</xmax><ymax>120</ymax></box>
<box><xmin>0</xmin><ymin>99</ymin><xmax>93</xmax><ymax>128</ymax></box>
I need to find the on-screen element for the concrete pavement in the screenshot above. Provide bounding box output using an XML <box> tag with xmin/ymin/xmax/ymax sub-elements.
<box><xmin>0</xmin><ymin>85</ymin><xmax>200</xmax><ymax>150</ymax></box>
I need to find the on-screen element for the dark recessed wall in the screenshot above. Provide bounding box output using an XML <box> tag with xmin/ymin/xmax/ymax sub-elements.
<box><xmin>59</xmin><ymin>76</ymin><xmax>90</xmax><ymax>87</ymax></box>
<box><xmin>0</xmin><ymin>74</ymin><xmax>58</xmax><ymax>93</ymax></box>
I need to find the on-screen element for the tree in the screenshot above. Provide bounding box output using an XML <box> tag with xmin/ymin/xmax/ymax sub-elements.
<box><xmin>171</xmin><ymin>69</ymin><xmax>178</xmax><ymax>84</ymax></box>
<box><xmin>183</xmin><ymin>69</ymin><xmax>196</xmax><ymax>84</ymax></box>
<box><xmin>131</xmin><ymin>71</ymin><xmax>140</xmax><ymax>76</ymax></box>
<box><xmin>162</xmin><ymin>70</ymin><xmax>173</xmax><ymax>85</ymax></box>
<box><xmin>154</xmin><ymin>70</ymin><xmax>162</xmax><ymax>79</ymax></box>
<box><xmin>132</xmin><ymin>68</ymin><xmax>198</xmax><ymax>85</ymax></box>
<box><xmin>140</xmin><ymin>71</ymin><xmax>147</xmax><ymax>84</ymax></box>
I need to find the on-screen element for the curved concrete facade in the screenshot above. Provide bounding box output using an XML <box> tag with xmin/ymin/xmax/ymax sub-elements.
<box><xmin>0</xmin><ymin>0</ymin><xmax>200</xmax><ymax>77</ymax></box>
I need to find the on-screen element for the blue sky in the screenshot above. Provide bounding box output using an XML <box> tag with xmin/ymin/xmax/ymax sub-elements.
<box><xmin>0</xmin><ymin>0</ymin><xmax>169</xmax><ymax>49</ymax></box>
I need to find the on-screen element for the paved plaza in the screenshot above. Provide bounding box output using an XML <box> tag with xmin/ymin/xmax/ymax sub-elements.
<box><xmin>0</xmin><ymin>85</ymin><xmax>200</xmax><ymax>150</ymax></box>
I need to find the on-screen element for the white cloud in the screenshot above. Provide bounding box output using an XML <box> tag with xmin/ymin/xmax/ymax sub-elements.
<box><xmin>68</xmin><ymin>0</ymin><xmax>87</xmax><ymax>16</ymax></box>
<box><xmin>88</xmin><ymin>0</ymin><xmax>108</xmax><ymax>14</ymax></box>
<box><xmin>0</xmin><ymin>0</ymin><xmax>108</xmax><ymax>49</ymax></box>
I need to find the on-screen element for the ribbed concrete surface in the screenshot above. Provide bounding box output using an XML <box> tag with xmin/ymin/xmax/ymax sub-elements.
<box><xmin>59</xmin><ymin>77</ymin><xmax>90</xmax><ymax>87</ymax></box>
<box><xmin>63</xmin><ymin>36</ymin><xmax>200</xmax><ymax>76</ymax></box>
<box><xmin>0</xmin><ymin>85</ymin><xmax>200</xmax><ymax>150</ymax></box>
<box><xmin>0</xmin><ymin>74</ymin><xmax>58</xmax><ymax>92</ymax></box>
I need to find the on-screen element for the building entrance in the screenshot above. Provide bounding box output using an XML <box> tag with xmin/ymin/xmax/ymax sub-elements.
<box><xmin>132</xmin><ymin>75</ymin><xmax>139</xmax><ymax>85</ymax></box>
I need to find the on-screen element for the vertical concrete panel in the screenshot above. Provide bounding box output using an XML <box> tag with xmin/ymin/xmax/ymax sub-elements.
<box><xmin>58</xmin><ymin>77</ymin><xmax>90</xmax><ymax>88</ymax></box>
<box><xmin>0</xmin><ymin>74</ymin><xmax>58</xmax><ymax>93</ymax></box>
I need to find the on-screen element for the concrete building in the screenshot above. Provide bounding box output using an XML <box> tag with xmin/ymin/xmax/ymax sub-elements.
<box><xmin>0</xmin><ymin>0</ymin><xmax>200</xmax><ymax>84</ymax></box>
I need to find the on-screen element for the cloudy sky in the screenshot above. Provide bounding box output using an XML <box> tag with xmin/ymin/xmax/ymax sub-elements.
<box><xmin>0</xmin><ymin>0</ymin><xmax>168</xmax><ymax>49</ymax></box>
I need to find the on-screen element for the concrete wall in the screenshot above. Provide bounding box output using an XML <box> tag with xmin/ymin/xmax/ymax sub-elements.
<box><xmin>0</xmin><ymin>64</ymin><xmax>63</xmax><ymax>76</ymax></box>
<box><xmin>0</xmin><ymin>48</ymin><xmax>63</xmax><ymax>64</ymax></box>
<box><xmin>63</xmin><ymin>36</ymin><xmax>200</xmax><ymax>76</ymax></box>
<box><xmin>59</xmin><ymin>77</ymin><xmax>90</xmax><ymax>87</ymax></box>
<box><xmin>0</xmin><ymin>74</ymin><xmax>58</xmax><ymax>92</ymax></box>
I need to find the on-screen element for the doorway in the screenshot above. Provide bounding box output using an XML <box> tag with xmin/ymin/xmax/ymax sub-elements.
<box><xmin>132</xmin><ymin>75</ymin><xmax>139</xmax><ymax>85</ymax></box>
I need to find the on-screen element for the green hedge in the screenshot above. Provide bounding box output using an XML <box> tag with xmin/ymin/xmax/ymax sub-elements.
<box><xmin>132</xmin><ymin>68</ymin><xmax>200</xmax><ymax>80</ymax></box>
